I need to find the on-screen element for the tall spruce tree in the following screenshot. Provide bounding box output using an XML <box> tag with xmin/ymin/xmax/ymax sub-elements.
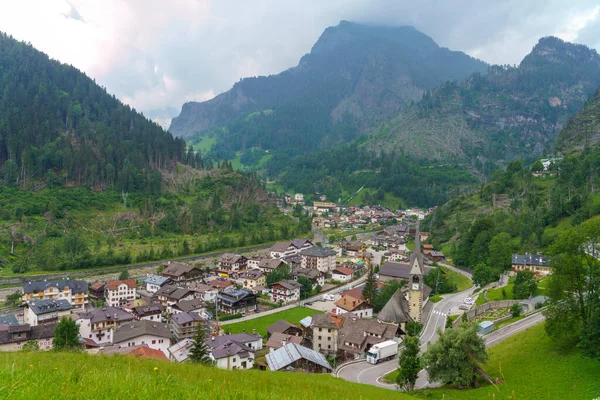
<box><xmin>362</xmin><ymin>266</ymin><xmax>377</xmax><ymax>304</ymax></box>
<box><xmin>189</xmin><ymin>323</ymin><xmax>213</xmax><ymax>365</ymax></box>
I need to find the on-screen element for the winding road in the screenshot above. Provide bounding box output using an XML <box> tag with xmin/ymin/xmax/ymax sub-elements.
<box><xmin>336</xmin><ymin>263</ymin><xmax>545</xmax><ymax>390</ymax></box>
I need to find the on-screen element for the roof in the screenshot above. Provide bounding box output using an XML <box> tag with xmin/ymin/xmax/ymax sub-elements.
<box><xmin>265</xmin><ymin>332</ymin><xmax>303</xmax><ymax>349</ymax></box>
<box><xmin>311</xmin><ymin>313</ymin><xmax>344</xmax><ymax>329</ymax></box>
<box><xmin>172</xmin><ymin>298</ymin><xmax>205</xmax><ymax>313</ymax></box>
<box><xmin>132</xmin><ymin>304</ymin><xmax>162</xmax><ymax>317</ymax></box>
<box><xmin>338</xmin><ymin>317</ymin><xmax>399</xmax><ymax>354</ymax></box>
<box><xmin>266</xmin><ymin>343</ymin><xmax>332</xmax><ymax>371</ymax></box>
<box><xmin>209</xmin><ymin>280</ymin><xmax>234</xmax><ymax>289</ymax></box>
<box><xmin>291</xmin><ymin>239</ymin><xmax>313</xmax><ymax>249</ymax></box>
<box><xmin>377</xmin><ymin>289</ymin><xmax>411</xmax><ymax>324</ymax></box>
<box><xmin>210</xmin><ymin>339</ymin><xmax>253</xmax><ymax>359</ymax></box>
<box><xmin>422</xmin><ymin>244</ymin><xmax>434</xmax><ymax>249</ymax></box>
<box><xmin>217</xmin><ymin>289</ymin><xmax>255</xmax><ymax>304</ymax></box>
<box><xmin>479</xmin><ymin>321</ymin><xmax>494</xmax><ymax>328</ymax></box>
<box><xmin>334</xmin><ymin>295</ymin><xmax>371</xmax><ymax>312</ymax></box>
<box><xmin>258</xmin><ymin>259</ymin><xmax>285</xmax><ymax>270</ymax></box>
<box><xmin>100</xmin><ymin>344</ymin><xmax>169</xmax><ymax>361</ymax></box>
<box><xmin>154</xmin><ymin>285</ymin><xmax>193</xmax><ymax>300</ymax></box>
<box><xmin>113</xmin><ymin>320</ymin><xmax>171</xmax><ymax>344</ymax></box>
<box><xmin>379</xmin><ymin>261</ymin><xmax>431</xmax><ymax>279</ymax></box>
<box><xmin>270</xmin><ymin>241</ymin><xmax>292</xmax><ymax>253</ymax></box>
<box><xmin>106</xmin><ymin>280</ymin><xmax>136</xmax><ymax>290</ymax></box>
<box><xmin>239</xmin><ymin>270</ymin><xmax>264</xmax><ymax>280</ymax></box>
<box><xmin>188</xmin><ymin>283</ymin><xmax>215</xmax><ymax>293</ymax></box>
<box><xmin>78</xmin><ymin>307</ymin><xmax>135</xmax><ymax>324</ymax></box>
<box><xmin>512</xmin><ymin>254</ymin><xmax>549</xmax><ymax>267</ymax></box>
<box><xmin>143</xmin><ymin>275</ymin><xmax>171</xmax><ymax>286</ymax></box>
<box><xmin>0</xmin><ymin>323</ymin><xmax>56</xmax><ymax>344</ymax></box>
<box><xmin>23</xmin><ymin>279</ymin><xmax>87</xmax><ymax>294</ymax></box>
<box><xmin>332</xmin><ymin>267</ymin><xmax>353</xmax><ymax>276</ymax></box>
<box><xmin>89</xmin><ymin>282</ymin><xmax>105</xmax><ymax>291</ymax></box>
<box><xmin>292</xmin><ymin>267</ymin><xmax>322</xmax><ymax>280</ymax></box>
<box><xmin>283</xmin><ymin>254</ymin><xmax>303</xmax><ymax>265</ymax></box>
<box><xmin>171</xmin><ymin>311</ymin><xmax>202</xmax><ymax>326</ymax></box>
<box><xmin>0</xmin><ymin>314</ymin><xmax>19</xmax><ymax>326</ymax></box>
<box><xmin>168</xmin><ymin>338</ymin><xmax>194</xmax><ymax>362</ymax></box>
<box><xmin>431</xmin><ymin>251</ymin><xmax>445</xmax><ymax>257</ymax></box>
<box><xmin>220</xmin><ymin>253</ymin><xmax>246</xmax><ymax>264</ymax></box>
<box><xmin>341</xmin><ymin>288</ymin><xmax>363</xmax><ymax>299</ymax></box>
<box><xmin>271</xmin><ymin>280</ymin><xmax>302</xmax><ymax>290</ymax></box>
<box><xmin>161</xmin><ymin>262</ymin><xmax>197</xmax><ymax>277</ymax></box>
<box><xmin>299</xmin><ymin>246</ymin><xmax>336</xmax><ymax>258</ymax></box>
<box><xmin>266</xmin><ymin>320</ymin><xmax>300</xmax><ymax>336</ymax></box>
<box><xmin>299</xmin><ymin>316</ymin><xmax>312</xmax><ymax>328</ymax></box>
<box><xmin>27</xmin><ymin>299</ymin><xmax>72</xmax><ymax>315</ymax></box>
<box><xmin>207</xmin><ymin>333</ymin><xmax>262</xmax><ymax>349</ymax></box>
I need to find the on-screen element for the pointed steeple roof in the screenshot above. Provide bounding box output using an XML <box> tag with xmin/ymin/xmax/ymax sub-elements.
<box><xmin>409</xmin><ymin>224</ymin><xmax>424</xmax><ymax>276</ymax></box>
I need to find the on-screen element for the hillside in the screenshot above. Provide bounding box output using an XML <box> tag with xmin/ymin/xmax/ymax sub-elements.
<box><xmin>0</xmin><ymin>32</ymin><xmax>190</xmax><ymax>191</ymax></box>
<box><xmin>368</xmin><ymin>36</ymin><xmax>600</xmax><ymax>167</ymax></box>
<box><xmin>169</xmin><ymin>21</ymin><xmax>487</xmax><ymax>156</ymax></box>
<box><xmin>555</xmin><ymin>86</ymin><xmax>600</xmax><ymax>152</ymax></box>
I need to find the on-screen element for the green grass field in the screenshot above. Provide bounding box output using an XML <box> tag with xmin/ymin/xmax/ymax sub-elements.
<box><xmin>0</xmin><ymin>351</ymin><xmax>414</xmax><ymax>400</ymax></box>
<box><xmin>415</xmin><ymin>323</ymin><xmax>600</xmax><ymax>399</ymax></box>
<box><xmin>225</xmin><ymin>307</ymin><xmax>323</xmax><ymax>337</ymax></box>
<box><xmin>191</xmin><ymin>135</ymin><xmax>217</xmax><ymax>154</ymax></box>
<box><xmin>441</xmin><ymin>267</ymin><xmax>473</xmax><ymax>292</ymax></box>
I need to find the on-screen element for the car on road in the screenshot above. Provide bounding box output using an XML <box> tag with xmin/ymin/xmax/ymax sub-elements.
<box><xmin>323</xmin><ymin>294</ymin><xmax>335</xmax><ymax>301</ymax></box>
<box><xmin>305</xmin><ymin>302</ymin><xmax>313</xmax><ymax>306</ymax></box>
<box><xmin>463</xmin><ymin>297</ymin><xmax>474</xmax><ymax>305</ymax></box>
<box><xmin>459</xmin><ymin>304</ymin><xmax>471</xmax><ymax>311</ymax></box>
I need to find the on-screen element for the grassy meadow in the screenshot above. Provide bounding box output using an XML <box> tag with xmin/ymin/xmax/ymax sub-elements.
<box><xmin>224</xmin><ymin>307</ymin><xmax>322</xmax><ymax>338</ymax></box>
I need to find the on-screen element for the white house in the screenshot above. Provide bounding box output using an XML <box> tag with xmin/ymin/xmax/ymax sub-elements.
<box><xmin>23</xmin><ymin>279</ymin><xmax>88</xmax><ymax>310</ymax></box>
<box><xmin>24</xmin><ymin>299</ymin><xmax>72</xmax><ymax>326</ymax></box>
<box><xmin>270</xmin><ymin>280</ymin><xmax>302</xmax><ymax>303</ymax></box>
<box><xmin>299</xmin><ymin>246</ymin><xmax>337</xmax><ymax>273</ymax></box>
<box><xmin>143</xmin><ymin>275</ymin><xmax>171</xmax><ymax>293</ymax></box>
<box><xmin>331</xmin><ymin>267</ymin><xmax>354</xmax><ymax>283</ymax></box>
<box><xmin>76</xmin><ymin>306</ymin><xmax>135</xmax><ymax>345</ymax></box>
<box><xmin>207</xmin><ymin>333</ymin><xmax>263</xmax><ymax>370</ymax></box>
<box><xmin>105</xmin><ymin>280</ymin><xmax>137</xmax><ymax>307</ymax></box>
<box><xmin>112</xmin><ymin>319</ymin><xmax>172</xmax><ymax>357</ymax></box>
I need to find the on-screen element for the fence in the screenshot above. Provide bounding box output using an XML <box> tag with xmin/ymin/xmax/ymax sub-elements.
<box><xmin>466</xmin><ymin>300</ymin><xmax>523</xmax><ymax>320</ymax></box>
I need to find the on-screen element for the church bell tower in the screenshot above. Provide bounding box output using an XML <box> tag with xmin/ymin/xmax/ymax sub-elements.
<box><xmin>408</xmin><ymin>225</ymin><xmax>424</xmax><ymax>323</ymax></box>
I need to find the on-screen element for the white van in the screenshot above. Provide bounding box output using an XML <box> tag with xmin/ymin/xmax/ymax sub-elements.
<box><xmin>323</xmin><ymin>293</ymin><xmax>335</xmax><ymax>301</ymax></box>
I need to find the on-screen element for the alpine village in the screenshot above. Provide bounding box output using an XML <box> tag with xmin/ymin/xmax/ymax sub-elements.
<box><xmin>1</xmin><ymin>9</ymin><xmax>600</xmax><ymax>400</ymax></box>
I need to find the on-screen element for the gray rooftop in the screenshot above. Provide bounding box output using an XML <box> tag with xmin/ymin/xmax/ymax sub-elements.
<box><xmin>154</xmin><ymin>285</ymin><xmax>193</xmax><ymax>300</ymax></box>
<box><xmin>512</xmin><ymin>254</ymin><xmax>549</xmax><ymax>267</ymax></box>
<box><xmin>266</xmin><ymin>343</ymin><xmax>332</xmax><ymax>371</ymax></box>
<box><xmin>143</xmin><ymin>275</ymin><xmax>171</xmax><ymax>286</ymax></box>
<box><xmin>299</xmin><ymin>246</ymin><xmax>336</xmax><ymax>258</ymax></box>
<box><xmin>172</xmin><ymin>298</ymin><xmax>205</xmax><ymax>313</ymax></box>
<box><xmin>271</xmin><ymin>280</ymin><xmax>302</xmax><ymax>291</ymax></box>
<box><xmin>379</xmin><ymin>261</ymin><xmax>431</xmax><ymax>279</ymax></box>
<box><xmin>239</xmin><ymin>269</ymin><xmax>264</xmax><ymax>280</ymax></box>
<box><xmin>207</xmin><ymin>333</ymin><xmax>261</xmax><ymax>349</ymax></box>
<box><xmin>113</xmin><ymin>319</ymin><xmax>171</xmax><ymax>344</ymax></box>
<box><xmin>27</xmin><ymin>299</ymin><xmax>72</xmax><ymax>315</ymax></box>
<box><xmin>78</xmin><ymin>306</ymin><xmax>135</xmax><ymax>324</ymax></box>
<box><xmin>0</xmin><ymin>323</ymin><xmax>56</xmax><ymax>344</ymax></box>
<box><xmin>171</xmin><ymin>311</ymin><xmax>202</xmax><ymax>326</ymax></box>
<box><xmin>23</xmin><ymin>279</ymin><xmax>87</xmax><ymax>294</ymax></box>
<box><xmin>377</xmin><ymin>289</ymin><xmax>411</xmax><ymax>324</ymax></box>
<box><xmin>0</xmin><ymin>314</ymin><xmax>19</xmax><ymax>326</ymax></box>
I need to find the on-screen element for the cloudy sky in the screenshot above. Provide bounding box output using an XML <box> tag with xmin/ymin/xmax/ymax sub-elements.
<box><xmin>1</xmin><ymin>0</ymin><xmax>599</xmax><ymax>127</ymax></box>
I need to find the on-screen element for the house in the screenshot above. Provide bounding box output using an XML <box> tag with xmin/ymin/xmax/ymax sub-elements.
<box><xmin>338</xmin><ymin>315</ymin><xmax>399</xmax><ymax>358</ymax></box>
<box><xmin>269</xmin><ymin>239</ymin><xmax>314</xmax><ymax>259</ymax></box>
<box><xmin>340</xmin><ymin>241</ymin><xmax>364</xmax><ymax>257</ymax></box>
<box><xmin>311</xmin><ymin>313</ymin><xmax>344</xmax><ymax>354</ymax></box>
<box><xmin>270</xmin><ymin>280</ymin><xmax>302</xmax><ymax>303</ymax></box>
<box><xmin>0</xmin><ymin>323</ymin><xmax>56</xmax><ymax>352</ymax></box>
<box><xmin>143</xmin><ymin>275</ymin><xmax>172</xmax><ymax>293</ymax></box>
<box><xmin>170</xmin><ymin>312</ymin><xmax>203</xmax><ymax>342</ymax></box>
<box><xmin>266</xmin><ymin>343</ymin><xmax>332</xmax><ymax>372</ymax></box>
<box><xmin>266</xmin><ymin>320</ymin><xmax>303</xmax><ymax>338</ymax></box>
<box><xmin>246</xmin><ymin>253</ymin><xmax>270</xmax><ymax>269</ymax></box>
<box><xmin>153</xmin><ymin>285</ymin><xmax>195</xmax><ymax>310</ymax></box>
<box><xmin>168</xmin><ymin>338</ymin><xmax>194</xmax><ymax>362</ymax></box>
<box><xmin>384</xmin><ymin>249</ymin><xmax>407</xmax><ymax>262</ymax></box>
<box><xmin>217</xmin><ymin>289</ymin><xmax>257</xmax><ymax>315</ymax></box>
<box><xmin>76</xmin><ymin>306</ymin><xmax>135</xmax><ymax>344</ymax></box>
<box><xmin>105</xmin><ymin>280</ymin><xmax>136</xmax><ymax>307</ymax></box>
<box><xmin>292</xmin><ymin>267</ymin><xmax>324</xmax><ymax>289</ymax></box>
<box><xmin>209</xmin><ymin>279</ymin><xmax>234</xmax><ymax>291</ymax></box>
<box><xmin>188</xmin><ymin>283</ymin><xmax>218</xmax><ymax>302</ymax></box>
<box><xmin>113</xmin><ymin>319</ymin><xmax>171</xmax><ymax>357</ymax></box>
<box><xmin>171</xmin><ymin>298</ymin><xmax>205</xmax><ymax>315</ymax></box>
<box><xmin>257</xmin><ymin>258</ymin><xmax>287</xmax><ymax>274</ymax></box>
<box><xmin>89</xmin><ymin>282</ymin><xmax>105</xmax><ymax>300</ymax></box>
<box><xmin>219</xmin><ymin>253</ymin><xmax>248</xmax><ymax>271</ymax></box>
<box><xmin>331</xmin><ymin>267</ymin><xmax>354</xmax><ymax>282</ymax></box>
<box><xmin>0</xmin><ymin>315</ymin><xmax>19</xmax><ymax>326</ymax></box>
<box><xmin>23</xmin><ymin>279</ymin><xmax>88</xmax><ymax>310</ymax></box>
<box><xmin>313</xmin><ymin>201</ymin><xmax>338</xmax><ymax>215</ymax></box>
<box><xmin>239</xmin><ymin>269</ymin><xmax>266</xmax><ymax>290</ymax></box>
<box><xmin>379</xmin><ymin>261</ymin><xmax>431</xmax><ymax>282</ymax></box>
<box><xmin>160</xmin><ymin>262</ymin><xmax>203</xmax><ymax>286</ymax></box>
<box><xmin>422</xmin><ymin>243</ymin><xmax>434</xmax><ymax>256</ymax></box>
<box><xmin>334</xmin><ymin>295</ymin><xmax>373</xmax><ymax>319</ymax></box>
<box><xmin>132</xmin><ymin>304</ymin><xmax>163</xmax><ymax>322</ymax></box>
<box><xmin>282</xmin><ymin>254</ymin><xmax>303</xmax><ymax>269</ymax></box>
<box><xmin>299</xmin><ymin>246</ymin><xmax>337</xmax><ymax>273</ymax></box>
<box><xmin>512</xmin><ymin>254</ymin><xmax>551</xmax><ymax>275</ymax></box>
<box><xmin>429</xmin><ymin>251</ymin><xmax>445</xmax><ymax>263</ymax></box>
<box><xmin>24</xmin><ymin>299</ymin><xmax>72</xmax><ymax>326</ymax></box>
<box><xmin>207</xmin><ymin>332</ymin><xmax>263</xmax><ymax>370</ymax></box>
<box><xmin>265</xmin><ymin>332</ymin><xmax>303</xmax><ymax>352</ymax></box>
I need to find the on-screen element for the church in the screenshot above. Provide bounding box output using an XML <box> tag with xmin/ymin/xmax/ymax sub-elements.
<box><xmin>377</xmin><ymin>225</ymin><xmax>432</xmax><ymax>333</ymax></box>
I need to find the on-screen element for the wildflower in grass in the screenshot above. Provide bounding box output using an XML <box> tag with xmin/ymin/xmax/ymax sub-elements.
<box><xmin>153</xmin><ymin>367</ymin><xmax>159</xmax><ymax>371</ymax></box>
<box><xmin>29</xmin><ymin>364</ymin><xmax>33</xmax><ymax>367</ymax></box>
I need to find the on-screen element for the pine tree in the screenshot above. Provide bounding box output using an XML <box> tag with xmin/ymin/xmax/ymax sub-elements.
<box><xmin>362</xmin><ymin>266</ymin><xmax>377</xmax><ymax>304</ymax></box>
<box><xmin>397</xmin><ymin>336</ymin><xmax>421</xmax><ymax>391</ymax></box>
<box><xmin>189</xmin><ymin>322</ymin><xmax>213</xmax><ymax>365</ymax></box>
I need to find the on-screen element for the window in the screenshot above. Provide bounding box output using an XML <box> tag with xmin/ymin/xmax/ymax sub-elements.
<box><xmin>328</xmin><ymin>345</ymin><xmax>331</xmax><ymax>349</ymax></box>
<box><xmin>318</xmin><ymin>336</ymin><xmax>322</xmax><ymax>340</ymax></box>
<box><xmin>152</xmin><ymin>340</ymin><xmax>156</xmax><ymax>344</ymax></box>
<box><xmin>159</xmin><ymin>339</ymin><xmax>164</xmax><ymax>344</ymax></box>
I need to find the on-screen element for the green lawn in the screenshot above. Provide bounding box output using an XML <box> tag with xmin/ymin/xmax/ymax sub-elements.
<box><xmin>441</xmin><ymin>267</ymin><xmax>473</xmax><ymax>292</ymax></box>
<box><xmin>485</xmin><ymin>282</ymin><xmax>514</xmax><ymax>301</ymax></box>
<box><xmin>225</xmin><ymin>307</ymin><xmax>322</xmax><ymax>337</ymax></box>
<box><xmin>382</xmin><ymin>369</ymin><xmax>399</xmax><ymax>384</ymax></box>
<box><xmin>0</xmin><ymin>351</ymin><xmax>414</xmax><ymax>400</ymax></box>
<box><xmin>430</xmin><ymin>294</ymin><xmax>442</xmax><ymax>303</ymax></box>
<box><xmin>407</xmin><ymin>241</ymin><xmax>415</xmax><ymax>251</ymax></box>
<box><xmin>414</xmin><ymin>323</ymin><xmax>600</xmax><ymax>399</ymax></box>
<box><xmin>191</xmin><ymin>135</ymin><xmax>217</xmax><ymax>153</ymax></box>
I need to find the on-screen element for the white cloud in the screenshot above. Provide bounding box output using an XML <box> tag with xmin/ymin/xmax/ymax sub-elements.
<box><xmin>0</xmin><ymin>0</ymin><xmax>599</xmax><ymax>124</ymax></box>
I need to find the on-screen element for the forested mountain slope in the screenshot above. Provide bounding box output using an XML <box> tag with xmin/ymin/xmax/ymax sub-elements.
<box><xmin>170</xmin><ymin>21</ymin><xmax>487</xmax><ymax>156</ymax></box>
<box><xmin>0</xmin><ymin>32</ymin><xmax>190</xmax><ymax>192</ymax></box>
<box><xmin>368</xmin><ymin>37</ymin><xmax>600</xmax><ymax>170</ymax></box>
<box><xmin>555</xmin><ymin>86</ymin><xmax>600</xmax><ymax>152</ymax></box>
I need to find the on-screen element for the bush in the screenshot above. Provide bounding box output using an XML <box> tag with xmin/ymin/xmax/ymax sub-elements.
<box><xmin>511</xmin><ymin>303</ymin><xmax>523</xmax><ymax>318</ymax></box>
<box><xmin>219</xmin><ymin>313</ymin><xmax>243</xmax><ymax>322</ymax></box>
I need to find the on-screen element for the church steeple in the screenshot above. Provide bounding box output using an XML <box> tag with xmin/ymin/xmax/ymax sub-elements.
<box><xmin>408</xmin><ymin>223</ymin><xmax>424</xmax><ymax>322</ymax></box>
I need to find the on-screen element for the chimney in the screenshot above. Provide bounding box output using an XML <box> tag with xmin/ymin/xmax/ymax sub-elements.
<box><xmin>282</xmin><ymin>338</ymin><xmax>287</xmax><ymax>347</ymax></box>
<box><xmin>211</xmin><ymin>336</ymin><xmax>215</xmax><ymax>341</ymax></box>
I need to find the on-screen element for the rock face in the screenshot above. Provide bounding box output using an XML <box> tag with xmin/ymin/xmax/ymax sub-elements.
<box><xmin>555</xmin><ymin>87</ymin><xmax>600</xmax><ymax>153</ymax></box>
<box><xmin>367</xmin><ymin>36</ymin><xmax>600</xmax><ymax>166</ymax></box>
<box><xmin>169</xmin><ymin>21</ymin><xmax>488</xmax><ymax>148</ymax></box>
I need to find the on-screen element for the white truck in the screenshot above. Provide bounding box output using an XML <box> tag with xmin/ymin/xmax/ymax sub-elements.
<box><xmin>366</xmin><ymin>340</ymin><xmax>399</xmax><ymax>364</ymax></box>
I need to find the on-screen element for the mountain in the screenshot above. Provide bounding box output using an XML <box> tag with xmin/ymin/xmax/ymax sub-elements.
<box><xmin>0</xmin><ymin>32</ymin><xmax>188</xmax><ymax>191</ymax></box>
<box><xmin>169</xmin><ymin>21</ymin><xmax>488</xmax><ymax>155</ymax></box>
<box><xmin>367</xmin><ymin>37</ymin><xmax>600</xmax><ymax>169</ymax></box>
<box><xmin>555</xmin><ymin>86</ymin><xmax>600</xmax><ymax>153</ymax></box>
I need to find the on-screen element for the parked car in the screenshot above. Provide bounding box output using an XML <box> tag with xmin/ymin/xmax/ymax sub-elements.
<box><xmin>323</xmin><ymin>294</ymin><xmax>335</xmax><ymax>301</ymax></box>
<box><xmin>459</xmin><ymin>304</ymin><xmax>470</xmax><ymax>311</ymax></box>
